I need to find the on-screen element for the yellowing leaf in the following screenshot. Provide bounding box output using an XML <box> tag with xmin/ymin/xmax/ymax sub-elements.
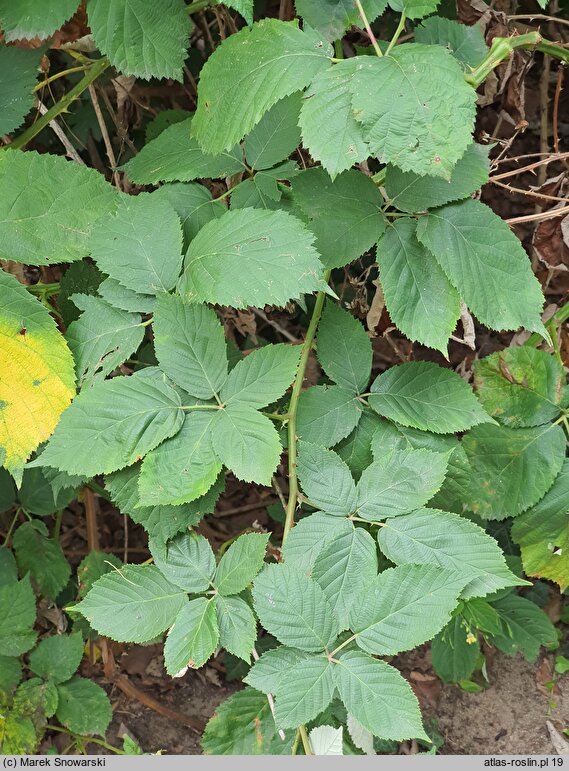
<box><xmin>0</xmin><ymin>271</ymin><xmax>75</xmax><ymax>484</ymax></box>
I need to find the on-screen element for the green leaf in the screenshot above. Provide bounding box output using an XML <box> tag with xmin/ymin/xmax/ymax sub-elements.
<box><xmin>153</xmin><ymin>294</ymin><xmax>227</xmax><ymax>400</ymax></box>
<box><xmin>202</xmin><ymin>687</ymin><xmax>293</xmax><ymax>754</ymax></box>
<box><xmin>490</xmin><ymin>595</ymin><xmax>557</xmax><ymax>662</ymax></box>
<box><xmin>385</xmin><ymin>144</ymin><xmax>490</xmax><ymax>214</ymax></box>
<box><xmin>88</xmin><ymin>193</ymin><xmax>183</xmax><ymax>295</ymax></box>
<box><xmin>73</xmin><ymin>564</ymin><xmax>186</xmax><ymax>642</ymax></box>
<box><xmin>122</xmin><ymin>117</ymin><xmax>244</xmax><ymax>184</ymax></box>
<box><xmin>0</xmin><ymin>0</ymin><xmax>79</xmax><ymax>40</ymax></box>
<box><xmin>66</xmin><ymin>295</ymin><xmax>144</xmax><ymax>388</ymax></box>
<box><xmin>352</xmin><ymin>46</ymin><xmax>476</xmax><ymax>178</ymax></box>
<box><xmin>252</xmin><ymin>563</ymin><xmax>339</xmax><ymax>651</ymax></box>
<box><xmin>211</xmin><ymin>404</ymin><xmax>282</xmax><ymax>484</ymax></box>
<box><xmin>138</xmin><ymin>412</ymin><xmax>221</xmax><ymax>507</ymax></box>
<box><xmin>377</xmin><ymin>219</ymin><xmax>460</xmax><ymax>353</ymax></box>
<box><xmin>346</xmin><ymin>713</ymin><xmax>374</xmax><ymax>755</ymax></box>
<box><xmin>297</xmin><ymin>385</ymin><xmax>362</xmax><ymax>447</ymax></box>
<box><xmin>415</xmin><ymin>16</ymin><xmax>488</xmax><ymax>69</ymax></box>
<box><xmin>56</xmin><ymin>677</ymin><xmax>112</xmax><ymax>736</ymax></box>
<box><xmin>32</xmin><ymin>368</ymin><xmax>184</xmax><ymax>477</ymax></box>
<box><xmin>13</xmin><ymin>520</ymin><xmax>70</xmax><ymax>601</ymax></box>
<box><xmin>216</xmin><ymin>595</ymin><xmax>257</xmax><ymax>662</ymax></box>
<box><xmin>312</xmin><ymin>526</ymin><xmax>378</xmax><ymax>629</ymax></box>
<box><xmin>244</xmin><ymin>646</ymin><xmax>305</xmax><ymax>693</ymax></box>
<box><xmin>416</xmin><ymin>198</ymin><xmax>547</xmax><ymax>336</ymax></box>
<box><xmin>192</xmin><ymin>19</ymin><xmax>332</xmax><ymax>154</ymax></box>
<box><xmin>282</xmin><ymin>513</ymin><xmax>353</xmax><ymax>573</ymax></box>
<box><xmin>97</xmin><ymin>278</ymin><xmax>155</xmax><ymax>314</ymax></box>
<box><xmin>58</xmin><ymin>261</ymin><xmax>104</xmax><ymax>327</ymax></box>
<box><xmin>351</xmin><ymin>565</ymin><xmax>464</xmax><ymax>655</ymax></box>
<box><xmin>0</xmin><ymin>469</ymin><xmax>16</xmax><ymax>513</ymax></box>
<box><xmin>0</xmin><ymin>655</ymin><xmax>22</xmax><ymax>692</ymax></box>
<box><xmin>0</xmin><ymin>546</ymin><xmax>18</xmax><ymax>584</ymax></box>
<box><xmin>178</xmin><ymin>208</ymin><xmax>326</xmax><ymax>308</ymax></box>
<box><xmin>462</xmin><ymin>598</ymin><xmax>502</xmax><ymax>636</ymax></box>
<box><xmin>224</xmin><ymin>0</ymin><xmax>253</xmax><ymax>23</ymax></box>
<box><xmin>150</xmin><ymin>532</ymin><xmax>215</xmax><ymax>593</ymax></box>
<box><xmin>297</xmin><ymin>442</ymin><xmax>357</xmax><ymax>517</ymax></box>
<box><xmin>244</xmin><ymin>93</ymin><xmax>303</xmax><ymax>170</ymax></box>
<box><xmin>389</xmin><ymin>0</ymin><xmax>439</xmax><ymax>19</ymax></box>
<box><xmin>29</xmin><ymin>634</ymin><xmax>83</xmax><ymax>685</ymax></box>
<box><xmin>295</xmin><ymin>0</ymin><xmax>387</xmax><ymax>41</ymax></box>
<box><xmin>317</xmin><ymin>302</ymin><xmax>372</xmax><ymax>394</ymax></box>
<box><xmin>164</xmin><ymin>597</ymin><xmax>219</xmax><ymax>674</ymax></box>
<box><xmin>369</xmin><ymin>361</ymin><xmax>492</xmax><ymax>434</ymax></box>
<box><xmin>299</xmin><ymin>58</ymin><xmax>369</xmax><ymax>178</ymax></box>
<box><xmin>334</xmin><ymin>650</ymin><xmax>427</xmax><ymax>741</ymax></box>
<box><xmin>429</xmin><ymin>444</ymin><xmax>471</xmax><ymax>514</ymax></box>
<box><xmin>309</xmin><ymin>725</ymin><xmax>343</xmax><ymax>755</ymax></box>
<box><xmin>17</xmin><ymin>466</ymin><xmax>78</xmax><ymax>517</ymax></box>
<box><xmin>274</xmin><ymin>654</ymin><xmax>335</xmax><ymax>728</ymax></box>
<box><xmin>0</xmin><ymin>150</ymin><xmax>117</xmax><ymax>265</ymax></box>
<box><xmin>87</xmin><ymin>0</ymin><xmax>191</xmax><ymax>80</ymax></box>
<box><xmin>356</xmin><ymin>448</ymin><xmax>448</xmax><ymax>521</ymax></box>
<box><xmin>512</xmin><ymin>460</ymin><xmax>569</xmax><ymax>590</ymax></box>
<box><xmin>335</xmin><ymin>411</ymin><xmax>381</xmax><ymax>479</ymax></box>
<box><xmin>0</xmin><ymin>47</ymin><xmax>39</xmax><ymax>135</ymax></box>
<box><xmin>154</xmin><ymin>183</ymin><xmax>226</xmax><ymax>248</ymax></box>
<box><xmin>370</xmin><ymin>418</ymin><xmax>457</xmax><ymax>459</ymax></box>
<box><xmin>106</xmin><ymin>463</ymin><xmax>222</xmax><ymax>543</ymax></box>
<box><xmin>221</xmin><ymin>344</ymin><xmax>301</xmax><ymax>409</ymax></box>
<box><xmin>215</xmin><ymin>532</ymin><xmax>269</xmax><ymax>596</ymax></box>
<box><xmin>0</xmin><ymin>272</ymin><xmax>76</xmax><ymax>484</ymax></box>
<box><xmin>378</xmin><ymin>508</ymin><xmax>523</xmax><ymax>599</ymax></box>
<box><xmin>431</xmin><ymin>616</ymin><xmax>480</xmax><ymax>683</ymax></box>
<box><xmin>473</xmin><ymin>347</ymin><xmax>563</xmax><ymax>428</ymax></box>
<box><xmin>0</xmin><ymin>576</ymin><xmax>37</xmax><ymax>656</ymax></box>
<box><xmin>77</xmin><ymin>551</ymin><xmax>122</xmax><ymax>599</ymax></box>
<box><xmin>292</xmin><ymin>167</ymin><xmax>386</xmax><ymax>269</ymax></box>
<box><xmin>463</xmin><ymin>423</ymin><xmax>566</xmax><ymax>520</ymax></box>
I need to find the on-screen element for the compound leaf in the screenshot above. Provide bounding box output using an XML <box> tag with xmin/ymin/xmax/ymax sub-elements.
<box><xmin>73</xmin><ymin>564</ymin><xmax>186</xmax><ymax>643</ymax></box>
<box><xmin>164</xmin><ymin>597</ymin><xmax>219</xmax><ymax>675</ymax></box>
<box><xmin>88</xmin><ymin>0</ymin><xmax>191</xmax><ymax>80</ymax></box>
<box><xmin>178</xmin><ymin>207</ymin><xmax>326</xmax><ymax>308</ymax></box>
<box><xmin>369</xmin><ymin>361</ymin><xmax>492</xmax><ymax>434</ymax></box>
<box><xmin>192</xmin><ymin>19</ymin><xmax>332</xmax><ymax>154</ymax></box>
<box><xmin>31</xmin><ymin>369</ymin><xmax>184</xmax><ymax>477</ymax></box>
<box><xmin>0</xmin><ymin>271</ymin><xmax>75</xmax><ymax>483</ymax></box>
<box><xmin>252</xmin><ymin>563</ymin><xmax>339</xmax><ymax>651</ymax></box>
<box><xmin>417</xmin><ymin>198</ymin><xmax>547</xmax><ymax>336</ymax></box>
<box><xmin>352</xmin><ymin>45</ymin><xmax>476</xmax><ymax>178</ymax></box>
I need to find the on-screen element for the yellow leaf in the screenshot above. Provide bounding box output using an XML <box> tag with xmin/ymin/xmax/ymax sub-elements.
<box><xmin>0</xmin><ymin>271</ymin><xmax>75</xmax><ymax>484</ymax></box>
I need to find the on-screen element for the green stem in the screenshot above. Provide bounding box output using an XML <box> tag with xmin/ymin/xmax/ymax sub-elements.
<box><xmin>262</xmin><ymin>411</ymin><xmax>290</xmax><ymax>422</ymax></box>
<box><xmin>466</xmin><ymin>32</ymin><xmax>569</xmax><ymax>87</ymax></box>
<box><xmin>329</xmin><ymin>634</ymin><xmax>358</xmax><ymax>658</ymax></box>
<box><xmin>46</xmin><ymin>725</ymin><xmax>126</xmax><ymax>755</ymax></box>
<box><xmin>186</xmin><ymin>0</ymin><xmax>218</xmax><ymax>12</ymax></box>
<box><xmin>299</xmin><ymin>725</ymin><xmax>313</xmax><ymax>755</ymax></box>
<box><xmin>26</xmin><ymin>282</ymin><xmax>61</xmax><ymax>298</ymax></box>
<box><xmin>86</xmin><ymin>480</ymin><xmax>111</xmax><ymax>502</ymax></box>
<box><xmin>354</xmin><ymin>0</ymin><xmax>383</xmax><ymax>57</ymax></box>
<box><xmin>33</xmin><ymin>65</ymin><xmax>89</xmax><ymax>93</ymax></box>
<box><xmin>181</xmin><ymin>404</ymin><xmax>223</xmax><ymax>411</ymax></box>
<box><xmin>525</xmin><ymin>302</ymin><xmax>569</xmax><ymax>347</ymax></box>
<box><xmin>282</xmin><ymin>274</ymin><xmax>331</xmax><ymax>544</ymax></box>
<box><xmin>385</xmin><ymin>12</ymin><xmax>407</xmax><ymax>55</ymax></box>
<box><xmin>53</xmin><ymin>509</ymin><xmax>63</xmax><ymax>541</ymax></box>
<box><xmin>371</xmin><ymin>169</ymin><xmax>386</xmax><ymax>186</ymax></box>
<box><xmin>5</xmin><ymin>57</ymin><xmax>110</xmax><ymax>152</ymax></box>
